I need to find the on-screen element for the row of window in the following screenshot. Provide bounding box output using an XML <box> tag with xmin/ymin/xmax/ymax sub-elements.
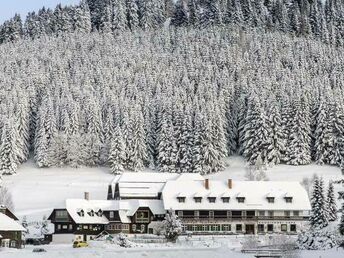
<box><xmin>181</xmin><ymin>223</ymin><xmax>297</xmax><ymax>232</ymax></box>
<box><xmin>177</xmin><ymin>210</ymin><xmax>300</xmax><ymax>218</ymax></box>
<box><xmin>177</xmin><ymin>196</ymin><xmax>293</xmax><ymax>204</ymax></box>
<box><xmin>106</xmin><ymin>224</ymin><xmax>129</xmax><ymax>231</ymax></box>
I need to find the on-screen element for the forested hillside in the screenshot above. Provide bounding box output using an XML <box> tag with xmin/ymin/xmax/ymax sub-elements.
<box><xmin>0</xmin><ymin>26</ymin><xmax>344</xmax><ymax>175</ymax></box>
<box><xmin>0</xmin><ymin>0</ymin><xmax>344</xmax><ymax>47</ymax></box>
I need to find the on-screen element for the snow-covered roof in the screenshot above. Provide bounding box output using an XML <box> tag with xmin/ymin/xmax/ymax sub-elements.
<box><xmin>112</xmin><ymin>172</ymin><xmax>203</xmax><ymax>199</ymax></box>
<box><xmin>66</xmin><ymin>199</ymin><xmax>115</xmax><ymax>224</ymax></box>
<box><xmin>0</xmin><ymin>213</ymin><xmax>26</xmax><ymax>231</ymax></box>
<box><xmin>65</xmin><ymin>198</ymin><xmax>165</xmax><ymax>224</ymax></box>
<box><xmin>162</xmin><ymin>180</ymin><xmax>311</xmax><ymax>211</ymax></box>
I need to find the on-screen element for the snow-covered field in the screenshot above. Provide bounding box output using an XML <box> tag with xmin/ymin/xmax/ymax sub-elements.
<box><xmin>1</xmin><ymin>156</ymin><xmax>343</xmax><ymax>257</ymax></box>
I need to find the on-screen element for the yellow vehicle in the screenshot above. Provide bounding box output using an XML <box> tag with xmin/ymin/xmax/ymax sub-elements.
<box><xmin>73</xmin><ymin>241</ymin><xmax>89</xmax><ymax>248</ymax></box>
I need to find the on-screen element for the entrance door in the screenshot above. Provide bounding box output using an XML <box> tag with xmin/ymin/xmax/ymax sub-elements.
<box><xmin>245</xmin><ymin>224</ymin><xmax>255</xmax><ymax>234</ymax></box>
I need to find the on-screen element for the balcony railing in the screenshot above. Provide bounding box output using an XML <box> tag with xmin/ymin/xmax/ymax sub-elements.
<box><xmin>179</xmin><ymin>215</ymin><xmax>308</xmax><ymax>221</ymax></box>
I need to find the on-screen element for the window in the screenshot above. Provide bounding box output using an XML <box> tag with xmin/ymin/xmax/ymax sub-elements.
<box><xmin>136</xmin><ymin>211</ymin><xmax>150</xmax><ymax>223</ymax></box>
<box><xmin>140</xmin><ymin>224</ymin><xmax>145</xmax><ymax>232</ymax></box>
<box><xmin>109</xmin><ymin>211</ymin><xmax>114</xmax><ymax>219</ymax></box>
<box><xmin>222</xmin><ymin>197</ymin><xmax>230</xmax><ymax>203</ymax></box>
<box><xmin>258</xmin><ymin>211</ymin><xmax>265</xmax><ymax>216</ymax></box>
<box><xmin>237</xmin><ymin>197</ymin><xmax>245</xmax><ymax>203</ymax></box>
<box><xmin>281</xmin><ymin>224</ymin><xmax>287</xmax><ymax>231</ymax></box>
<box><xmin>267</xmin><ymin>224</ymin><xmax>273</xmax><ymax>232</ymax></box>
<box><xmin>246</xmin><ymin>211</ymin><xmax>255</xmax><ymax>218</ymax></box>
<box><xmin>268</xmin><ymin>211</ymin><xmax>274</xmax><ymax>218</ymax></box>
<box><xmin>208</xmin><ymin>197</ymin><xmax>216</xmax><ymax>203</ymax></box>
<box><xmin>178</xmin><ymin>211</ymin><xmax>183</xmax><ymax>218</ymax></box>
<box><xmin>285</xmin><ymin>197</ymin><xmax>293</xmax><ymax>203</ymax></box>
<box><xmin>226</xmin><ymin>211</ymin><xmax>231</xmax><ymax>218</ymax></box>
<box><xmin>232</xmin><ymin>211</ymin><xmax>242</xmax><ymax>218</ymax></box>
<box><xmin>236</xmin><ymin>224</ymin><xmax>242</xmax><ymax>232</ymax></box>
<box><xmin>267</xmin><ymin>197</ymin><xmax>275</xmax><ymax>203</ymax></box>
<box><xmin>62</xmin><ymin>225</ymin><xmax>68</xmax><ymax>229</ymax></box>
<box><xmin>194</xmin><ymin>211</ymin><xmax>199</xmax><ymax>218</ymax></box>
<box><xmin>69</xmin><ymin>224</ymin><xmax>73</xmax><ymax>230</ymax></box>
<box><xmin>194</xmin><ymin>197</ymin><xmax>202</xmax><ymax>203</ymax></box>
<box><xmin>83</xmin><ymin>225</ymin><xmax>88</xmax><ymax>230</ymax></box>
<box><xmin>293</xmin><ymin>211</ymin><xmax>299</xmax><ymax>217</ymax></box>
<box><xmin>10</xmin><ymin>241</ymin><xmax>16</xmax><ymax>248</ymax></box>
<box><xmin>56</xmin><ymin>210</ymin><xmax>69</xmax><ymax>220</ymax></box>
<box><xmin>258</xmin><ymin>224</ymin><xmax>264</xmax><ymax>233</ymax></box>
<box><xmin>57</xmin><ymin>224</ymin><xmax>61</xmax><ymax>230</ymax></box>
<box><xmin>284</xmin><ymin>211</ymin><xmax>291</xmax><ymax>218</ymax></box>
<box><xmin>209</xmin><ymin>211</ymin><xmax>214</xmax><ymax>219</ymax></box>
<box><xmin>222</xmin><ymin>224</ymin><xmax>231</xmax><ymax>231</ymax></box>
<box><xmin>132</xmin><ymin>224</ymin><xmax>136</xmax><ymax>231</ymax></box>
<box><xmin>177</xmin><ymin>197</ymin><xmax>186</xmax><ymax>203</ymax></box>
<box><xmin>290</xmin><ymin>224</ymin><xmax>297</xmax><ymax>232</ymax></box>
<box><xmin>192</xmin><ymin>225</ymin><xmax>198</xmax><ymax>231</ymax></box>
<box><xmin>202</xmin><ymin>225</ymin><xmax>208</xmax><ymax>231</ymax></box>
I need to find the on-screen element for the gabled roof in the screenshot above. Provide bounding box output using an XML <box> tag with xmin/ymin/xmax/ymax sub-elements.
<box><xmin>162</xmin><ymin>180</ymin><xmax>311</xmax><ymax>211</ymax></box>
<box><xmin>0</xmin><ymin>213</ymin><xmax>25</xmax><ymax>232</ymax></box>
<box><xmin>111</xmin><ymin>172</ymin><xmax>203</xmax><ymax>199</ymax></box>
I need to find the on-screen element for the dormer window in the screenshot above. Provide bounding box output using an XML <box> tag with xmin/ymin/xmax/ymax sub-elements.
<box><xmin>208</xmin><ymin>197</ymin><xmax>216</xmax><ymax>203</ymax></box>
<box><xmin>177</xmin><ymin>197</ymin><xmax>186</xmax><ymax>203</ymax></box>
<box><xmin>221</xmin><ymin>197</ymin><xmax>230</xmax><ymax>203</ymax></box>
<box><xmin>96</xmin><ymin>209</ymin><xmax>103</xmax><ymax>217</ymax></box>
<box><xmin>194</xmin><ymin>197</ymin><xmax>202</xmax><ymax>203</ymax></box>
<box><xmin>237</xmin><ymin>197</ymin><xmax>245</xmax><ymax>203</ymax></box>
<box><xmin>77</xmin><ymin>209</ymin><xmax>84</xmax><ymax>217</ymax></box>
<box><xmin>87</xmin><ymin>209</ymin><xmax>94</xmax><ymax>217</ymax></box>
<box><xmin>285</xmin><ymin>197</ymin><xmax>293</xmax><ymax>203</ymax></box>
<box><xmin>267</xmin><ymin>197</ymin><xmax>275</xmax><ymax>203</ymax></box>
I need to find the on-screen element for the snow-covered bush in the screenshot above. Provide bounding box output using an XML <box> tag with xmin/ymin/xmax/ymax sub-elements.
<box><xmin>117</xmin><ymin>233</ymin><xmax>131</xmax><ymax>248</ymax></box>
<box><xmin>163</xmin><ymin>209</ymin><xmax>182</xmax><ymax>243</ymax></box>
<box><xmin>297</xmin><ymin>228</ymin><xmax>339</xmax><ymax>250</ymax></box>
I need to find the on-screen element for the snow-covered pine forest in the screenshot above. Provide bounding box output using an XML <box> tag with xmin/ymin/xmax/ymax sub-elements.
<box><xmin>0</xmin><ymin>24</ymin><xmax>344</xmax><ymax>175</ymax></box>
<box><xmin>0</xmin><ymin>0</ymin><xmax>344</xmax><ymax>46</ymax></box>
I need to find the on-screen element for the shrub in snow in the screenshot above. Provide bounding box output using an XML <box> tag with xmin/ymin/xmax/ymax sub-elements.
<box><xmin>40</xmin><ymin>215</ymin><xmax>49</xmax><ymax>235</ymax></box>
<box><xmin>297</xmin><ymin>228</ymin><xmax>338</xmax><ymax>250</ymax></box>
<box><xmin>117</xmin><ymin>233</ymin><xmax>131</xmax><ymax>248</ymax></box>
<box><xmin>163</xmin><ymin>209</ymin><xmax>182</xmax><ymax>243</ymax></box>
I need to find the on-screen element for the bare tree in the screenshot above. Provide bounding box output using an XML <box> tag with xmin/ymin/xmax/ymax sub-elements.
<box><xmin>0</xmin><ymin>183</ymin><xmax>14</xmax><ymax>211</ymax></box>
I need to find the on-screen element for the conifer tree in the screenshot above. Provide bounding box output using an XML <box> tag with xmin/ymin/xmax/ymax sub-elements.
<box><xmin>310</xmin><ymin>176</ymin><xmax>328</xmax><ymax>229</ymax></box>
<box><xmin>326</xmin><ymin>181</ymin><xmax>337</xmax><ymax>222</ymax></box>
<box><xmin>0</xmin><ymin>122</ymin><xmax>20</xmax><ymax>175</ymax></box>
<box><xmin>108</xmin><ymin>126</ymin><xmax>125</xmax><ymax>174</ymax></box>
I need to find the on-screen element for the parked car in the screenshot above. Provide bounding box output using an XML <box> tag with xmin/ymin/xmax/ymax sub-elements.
<box><xmin>26</xmin><ymin>238</ymin><xmax>50</xmax><ymax>246</ymax></box>
<box><xmin>73</xmin><ymin>241</ymin><xmax>89</xmax><ymax>248</ymax></box>
<box><xmin>32</xmin><ymin>248</ymin><xmax>47</xmax><ymax>252</ymax></box>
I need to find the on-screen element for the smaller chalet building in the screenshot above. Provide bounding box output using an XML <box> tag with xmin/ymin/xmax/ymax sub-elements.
<box><xmin>48</xmin><ymin>173</ymin><xmax>311</xmax><ymax>242</ymax></box>
<box><xmin>0</xmin><ymin>206</ymin><xmax>25</xmax><ymax>248</ymax></box>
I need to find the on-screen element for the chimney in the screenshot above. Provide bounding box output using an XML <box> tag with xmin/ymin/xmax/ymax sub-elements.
<box><xmin>205</xmin><ymin>179</ymin><xmax>209</xmax><ymax>190</ymax></box>
<box><xmin>84</xmin><ymin>192</ymin><xmax>90</xmax><ymax>201</ymax></box>
<box><xmin>228</xmin><ymin>179</ymin><xmax>233</xmax><ymax>189</ymax></box>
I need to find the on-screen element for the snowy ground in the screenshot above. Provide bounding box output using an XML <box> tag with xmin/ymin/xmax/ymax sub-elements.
<box><xmin>1</xmin><ymin>235</ymin><xmax>343</xmax><ymax>258</ymax></box>
<box><xmin>1</xmin><ymin>156</ymin><xmax>343</xmax><ymax>257</ymax></box>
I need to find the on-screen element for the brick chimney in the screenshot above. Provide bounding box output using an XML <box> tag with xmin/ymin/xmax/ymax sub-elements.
<box><xmin>84</xmin><ymin>192</ymin><xmax>90</xmax><ymax>201</ymax></box>
<box><xmin>228</xmin><ymin>179</ymin><xmax>233</xmax><ymax>189</ymax></box>
<box><xmin>205</xmin><ymin>179</ymin><xmax>209</xmax><ymax>190</ymax></box>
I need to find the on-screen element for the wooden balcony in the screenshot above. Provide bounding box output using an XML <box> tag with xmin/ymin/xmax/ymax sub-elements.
<box><xmin>180</xmin><ymin>215</ymin><xmax>308</xmax><ymax>222</ymax></box>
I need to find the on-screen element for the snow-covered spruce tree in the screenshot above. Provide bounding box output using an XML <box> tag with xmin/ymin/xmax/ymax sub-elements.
<box><xmin>163</xmin><ymin>209</ymin><xmax>182</xmax><ymax>243</ymax></box>
<box><xmin>266</xmin><ymin>97</ymin><xmax>283</xmax><ymax>165</ymax></box>
<box><xmin>40</xmin><ymin>215</ymin><xmax>49</xmax><ymax>236</ymax></box>
<box><xmin>285</xmin><ymin>98</ymin><xmax>312</xmax><ymax>165</ymax></box>
<box><xmin>73</xmin><ymin>0</ymin><xmax>92</xmax><ymax>33</ymax></box>
<box><xmin>126</xmin><ymin>0</ymin><xmax>139</xmax><ymax>30</ymax></box>
<box><xmin>0</xmin><ymin>121</ymin><xmax>20</xmax><ymax>175</ymax></box>
<box><xmin>108</xmin><ymin>126</ymin><xmax>125</xmax><ymax>174</ymax></box>
<box><xmin>157</xmin><ymin>108</ymin><xmax>177</xmax><ymax>173</ymax></box>
<box><xmin>309</xmin><ymin>176</ymin><xmax>328</xmax><ymax>229</ymax></box>
<box><xmin>326</xmin><ymin>181</ymin><xmax>337</xmax><ymax>222</ymax></box>
<box><xmin>112</xmin><ymin>0</ymin><xmax>127</xmax><ymax>32</ymax></box>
